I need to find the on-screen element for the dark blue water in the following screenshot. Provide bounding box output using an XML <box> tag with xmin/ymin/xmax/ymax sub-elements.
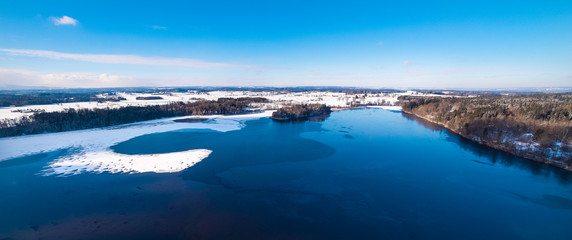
<box><xmin>1</xmin><ymin>108</ymin><xmax>571</xmax><ymax>239</ymax></box>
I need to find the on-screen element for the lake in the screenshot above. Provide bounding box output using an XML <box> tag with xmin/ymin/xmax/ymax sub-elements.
<box><xmin>0</xmin><ymin>108</ymin><xmax>571</xmax><ymax>239</ymax></box>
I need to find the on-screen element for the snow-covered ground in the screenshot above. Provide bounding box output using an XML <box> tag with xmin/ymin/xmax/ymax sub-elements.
<box><xmin>0</xmin><ymin>111</ymin><xmax>273</xmax><ymax>176</ymax></box>
<box><xmin>0</xmin><ymin>90</ymin><xmax>434</xmax><ymax>120</ymax></box>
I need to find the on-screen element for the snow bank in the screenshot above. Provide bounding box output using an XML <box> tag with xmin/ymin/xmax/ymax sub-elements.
<box><xmin>0</xmin><ymin>111</ymin><xmax>273</xmax><ymax>176</ymax></box>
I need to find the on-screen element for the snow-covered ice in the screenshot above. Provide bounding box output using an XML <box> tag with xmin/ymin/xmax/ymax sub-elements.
<box><xmin>0</xmin><ymin>111</ymin><xmax>273</xmax><ymax>176</ymax></box>
<box><xmin>41</xmin><ymin>149</ymin><xmax>213</xmax><ymax>176</ymax></box>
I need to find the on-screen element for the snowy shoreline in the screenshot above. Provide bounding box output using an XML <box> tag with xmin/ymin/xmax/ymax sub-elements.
<box><xmin>0</xmin><ymin>111</ymin><xmax>273</xmax><ymax>176</ymax></box>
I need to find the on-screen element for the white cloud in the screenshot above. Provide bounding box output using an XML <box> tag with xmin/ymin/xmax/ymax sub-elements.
<box><xmin>152</xmin><ymin>25</ymin><xmax>167</xmax><ymax>30</ymax></box>
<box><xmin>0</xmin><ymin>68</ymin><xmax>135</xmax><ymax>88</ymax></box>
<box><xmin>51</xmin><ymin>16</ymin><xmax>78</xmax><ymax>26</ymax></box>
<box><xmin>403</xmin><ymin>60</ymin><xmax>411</xmax><ymax>66</ymax></box>
<box><xmin>0</xmin><ymin>68</ymin><xmax>248</xmax><ymax>88</ymax></box>
<box><xmin>0</xmin><ymin>49</ymin><xmax>245</xmax><ymax>68</ymax></box>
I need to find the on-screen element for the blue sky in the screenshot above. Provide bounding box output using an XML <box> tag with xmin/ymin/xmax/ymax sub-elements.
<box><xmin>1</xmin><ymin>0</ymin><xmax>571</xmax><ymax>88</ymax></box>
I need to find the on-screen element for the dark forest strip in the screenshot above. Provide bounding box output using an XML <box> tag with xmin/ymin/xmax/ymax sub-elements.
<box><xmin>0</xmin><ymin>98</ymin><xmax>267</xmax><ymax>137</ymax></box>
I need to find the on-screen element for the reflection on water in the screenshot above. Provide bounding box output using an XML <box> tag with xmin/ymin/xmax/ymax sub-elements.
<box><xmin>402</xmin><ymin>112</ymin><xmax>572</xmax><ymax>185</ymax></box>
<box><xmin>509</xmin><ymin>192</ymin><xmax>572</xmax><ymax>210</ymax></box>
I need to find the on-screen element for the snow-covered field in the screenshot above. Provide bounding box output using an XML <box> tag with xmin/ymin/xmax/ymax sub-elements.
<box><xmin>0</xmin><ymin>90</ymin><xmax>433</xmax><ymax>120</ymax></box>
<box><xmin>0</xmin><ymin>111</ymin><xmax>273</xmax><ymax>176</ymax></box>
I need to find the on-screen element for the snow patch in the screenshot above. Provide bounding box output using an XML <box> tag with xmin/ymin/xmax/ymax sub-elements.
<box><xmin>41</xmin><ymin>149</ymin><xmax>212</xmax><ymax>176</ymax></box>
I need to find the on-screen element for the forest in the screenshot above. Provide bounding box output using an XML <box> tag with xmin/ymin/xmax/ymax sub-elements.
<box><xmin>0</xmin><ymin>93</ymin><xmax>98</xmax><ymax>107</ymax></box>
<box><xmin>400</xmin><ymin>93</ymin><xmax>572</xmax><ymax>169</ymax></box>
<box><xmin>0</xmin><ymin>97</ymin><xmax>267</xmax><ymax>137</ymax></box>
<box><xmin>271</xmin><ymin>104</ymin><xmax>332</xmax><ymax>121</ymax></box>
<box><xmin>136</xmin><ymin>96</ymin><xmax>164</xmax><ymax>100</ymax></box>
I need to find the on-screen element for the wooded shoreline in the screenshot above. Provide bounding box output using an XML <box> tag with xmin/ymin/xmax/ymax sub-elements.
<box><xmin>400</xmin><ymin>94</ymin><xmax>572</xmax><ymax>171</ymax></box>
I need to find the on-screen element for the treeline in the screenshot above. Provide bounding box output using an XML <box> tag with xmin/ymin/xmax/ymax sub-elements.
<box><xmin>0</xmin><ymin>97</ymin><xmax>267</xmax><ymax>137</ymax></box>
<box><xmin>0</xmin><ymin>93</ymin><xmax>98</xmax><ymax>107</ymax></box>
<box><xmin>400</xmin><ymin>93</ymin><xmax>572</xmax><ymax>169</ymax></box>
<box><xmin>271</xmin><ymin>104</ymin><xmax>332</xmax><ymax>121</ymax></box>
<box><xmin>136</xmin><ymin>96</ymin><xmax>164</xmax><ymax>100</ymax></box>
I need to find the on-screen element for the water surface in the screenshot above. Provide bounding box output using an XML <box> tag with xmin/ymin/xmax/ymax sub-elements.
<box><xmin>1</xmin><ymin>108</ymin><xmax>571</xmax><ymax>239</ymax></box>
